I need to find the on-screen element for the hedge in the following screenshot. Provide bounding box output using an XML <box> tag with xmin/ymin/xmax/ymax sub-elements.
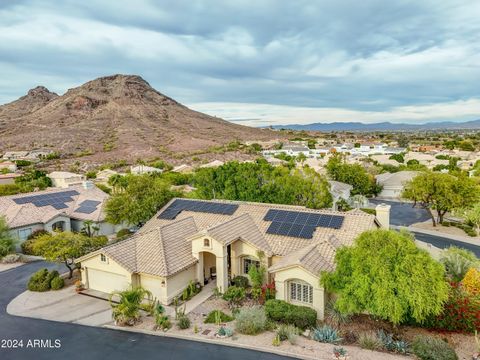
<box><xmin>265</xmin><ymin>299</ymin><xmax>317</xmax><ymax>329</ymax></box>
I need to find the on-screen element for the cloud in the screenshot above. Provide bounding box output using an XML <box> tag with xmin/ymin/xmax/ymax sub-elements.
<box><xmin>0</xmin><ymin>0</ymin><xmax>478</xmax><ymax>124</ymax></box>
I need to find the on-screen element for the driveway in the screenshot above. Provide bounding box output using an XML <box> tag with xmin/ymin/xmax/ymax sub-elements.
<box><xmin>7</xmin><ymin>285</ymin><xmax>112</xmax><ymax>326</ymax></box>
<box><xmin>0</xmin><ymin>262</ymin><xmax>293</xmax><ymax>360</ymax></box>
<box><xmin>369</xmin><ymin>199</ymin><xmax>431</xmax><ymax>226</ymax></box>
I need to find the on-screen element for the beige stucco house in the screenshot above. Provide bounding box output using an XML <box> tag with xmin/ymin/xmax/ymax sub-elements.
<box><xmin>376</xmin><ymin>171</ymin><xmax>420</xmax><ymax>199</ymax></box>
<box><xmin>0</xmin><ymin>184</ymin><xmax>122</xmax><ymax>243</ymax></box>
<box><xmin>77</xmin><ymin>198</ymin><xmax>388</xmax><ymax>319</ymax></box>
<box><xmin>48</xmin><ymin>171</ymin><xmax>86</xmax><ymax>188</ymax></box>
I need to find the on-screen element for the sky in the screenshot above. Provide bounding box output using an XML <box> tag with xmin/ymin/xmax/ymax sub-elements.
<box><xmin>0</xmin><ymin>0</ymin><xmax>479</xmax><ymax>127</ymax></box>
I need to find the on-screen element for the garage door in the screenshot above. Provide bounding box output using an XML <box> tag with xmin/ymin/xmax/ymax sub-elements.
<box><xmin>87</xmin><ymin>268</ymin><xmax>130</xmax><ymax>294</ymax></box>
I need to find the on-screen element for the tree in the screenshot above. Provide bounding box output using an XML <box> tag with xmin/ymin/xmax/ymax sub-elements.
<box><xmin>296</xmin><ymin>152</ymin><xmax>307</xmax><ymax>165</ymax></box>
<box><xmin>321</xmin><ymin>229</ymin><xmax>449</xmax><ymax>325</ymax></box>
<box><xmin>326</xmin><ymin>154</ymin><xmax>378</xmax><ymax>196</ymax></box>
<box><xmin>81</xmin><ymin>220</ymin><xmax>100</xmax><ymax>238</ymax></box>
<box><xmin>460</xmin><ymin>202</ymin><xmax>480</xmax><ymax>235</ymax></box>
<box><xmin>0</xmin><ymin>216</ymin><xmax>15</xmax><ymax>258</ymax></box>
<box><xmin>105</xmin><ymin>174</ymin><xmax>178</xmax><ymax>225</ymax></box>
<box><xmin>192</xmin><ymin>160</ymin><xmax>332</xmax><ymax>209</ymax></box>
<box><xmin>108</xmin><ymin>174</ymin><xmax>128</xmax><ymax>194</ymax></box>
<box><xmin>389</xmin><ymin>153</ymin><xmax>404</xmax><ymax>163</ymax></box>
<box><xmin>402</xmin><ymin>172</ymin><xmax>480</xmax><ymax>226</ymax></box>
<box><xmin>32</xmin><ymin>232</ymin><xmax>107</xmax><ymax>278</ymax></box>
<box><xmin>397</xmin><ymin>134</ymin><xmax>409</xmax><ymax>148</ymax></box>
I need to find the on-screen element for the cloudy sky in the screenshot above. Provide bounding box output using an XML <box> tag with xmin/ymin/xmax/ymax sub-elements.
<box><xmin>1</xmin><ymin>0</ymin><xmax>479</xmax><ymax>126</ymax></box>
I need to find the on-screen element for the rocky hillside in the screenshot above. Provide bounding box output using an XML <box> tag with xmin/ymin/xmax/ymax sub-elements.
<box><xmin>0</xmin><ymin>75</ymin><xmax>276</xmax><ymax>164</ymax></box>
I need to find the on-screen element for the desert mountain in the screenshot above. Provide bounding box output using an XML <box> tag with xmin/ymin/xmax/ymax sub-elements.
<box><xmin>0</xmin><ymin>75</ymin><xmax>275</xmax><ymax>164</ymax></box>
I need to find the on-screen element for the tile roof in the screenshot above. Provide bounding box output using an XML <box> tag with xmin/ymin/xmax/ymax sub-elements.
<box><xmin>78</xmin><ymin>198</ymin><xmax>377</xmax><ymax>278</ymax></box>
<box><xmin>0</xmin><ymin>185</ymin><xmax>109</xmax><ymax>228</ymax></box>
<box><xmin>77</xmin><ymin>217</ymin><xmax>199</xmax><ymax>277</ymax></box>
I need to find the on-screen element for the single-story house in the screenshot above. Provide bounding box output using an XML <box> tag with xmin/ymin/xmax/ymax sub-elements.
<box><xmin>94</xmin><ymin>169</ymin><xmax>120</xmax><ymax>184</ymax></box>
<box><xmin>172</xmin><ymin>164</ymin><xmax>194</xmax><ymax>173</ymax></box>
<box><xmin>0</xmin><ymin>161</ymin><xmax>17</xmax><ymax>172</ymax></box>
<box><xmin>376</xmin><ymin>171</ymin><xmax>419</xmax><ymax>199</ymax></box>
<box><xmin>0</xmin><ymin>184</ymin><xmax>123</xmax><ymax>243</ymax></box>
<box><xmin>130</xmin><ymin>165</ymin><xmax>163</xmax><ymax>175</ymax></box>
<box><xmin>77</xmin><ymin>198</ymin><xmax>390</xmax><ymax>319</ymax></box>
<box><xmin>48</xmin><ymin>171</ymin><xmax>86</xmax><ymax>188</ymax></box>
<box><xmin>328</xmin><ymin>180</ymin><xmax>353</xmax><ymax>210</ymax></box>
<box><xmin>199</xmin><ymin>160</ymin><xmax>225</xmax><ymax>168</ymax></box>
<box><xmin>0</xmin><ymin>173</ymin><xmax>22</xmax><ymax>185</ymax></box>
<box><xmin>2</xmin><ymin>151</ymin><xmax>29</xmax><ymax>161</ymax></box>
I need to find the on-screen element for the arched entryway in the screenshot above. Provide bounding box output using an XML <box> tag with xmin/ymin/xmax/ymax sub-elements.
<box><xmin>194</xmin><ymin>248</ymin><xmax>229</xmax><ymax>292</ymax></box>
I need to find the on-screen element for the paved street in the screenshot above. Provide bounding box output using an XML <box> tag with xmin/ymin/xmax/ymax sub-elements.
<box><xmin>412</xmin><ymin>231</ymin><xmax>480</xmax><ymax>257</ymax></box>
<box><xmin>369</xmin><ymin>199</ymin><xmax>431</xmax><ymax>226</ymax></box>
<box><xmin>0</xmin><ymin>262</ymin><xmax>293</xmax><ymax>360</ymax></box>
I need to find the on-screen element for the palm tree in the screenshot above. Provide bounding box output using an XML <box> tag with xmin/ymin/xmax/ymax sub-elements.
<box><xmin>109</xmin><ymin>287</ymin><xmax>153</xmax><ymax>326</ymax></box>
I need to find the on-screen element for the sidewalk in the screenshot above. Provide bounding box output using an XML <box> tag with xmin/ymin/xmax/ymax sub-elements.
<box><xmin>184</xmin><ymin>281</ymin><xmax>215</xmax><ymax>314</ymax></box>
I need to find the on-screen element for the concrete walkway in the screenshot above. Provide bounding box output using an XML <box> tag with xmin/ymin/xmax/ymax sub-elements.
<box><xmin>7</xmin><ymin>285</ymin><xmax>113</xmax><ymax>326</ymax></box>
<box><xmin>184</xmin><ymin>281</ymin><xmax>215</xmax><ymax>314</ymax></box>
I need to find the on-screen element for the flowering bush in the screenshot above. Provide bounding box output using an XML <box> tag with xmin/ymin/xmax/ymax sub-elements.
<box><xmin>463</xmin><ymin>267</ymin><xmax>480</xmax><ymax>296</ymax></box>
<box><xmin>261</xmin><ymin>282</ymin><xmax>276</xmax><ymax>302</ymax></box>
<box><xmin>426</xmin><ymin>281</ymin><xmax>480</xmax><ymax>333</ymax></box>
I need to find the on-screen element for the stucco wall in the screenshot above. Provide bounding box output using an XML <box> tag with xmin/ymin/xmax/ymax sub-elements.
<box><xmin>140</xmin><ymin>273</ymin><xmax>167</xmax><ymax>303</ymax></box>
<box><xmin>272</xmin><ymin>266</ymin><xmax>325</xmax><ymax>320</ymax></box>
<box><xmin>230</xmin><ymin>240</ymin><xmax>262</xmax><ymax>278</ymax></box>
<box><xmin>165</xmin><ymin>265</ymin><xmax>197</xmax><ymax>303</ymax></box>
<box><xmin>71</xmin><ymin>219</ymin><xmax>122</xmax><ymax>236</ymax></box>
<box><xmin>80</xmin><ymin>253</ymin><xmax>133</xmax><ymax>290</ymax></box>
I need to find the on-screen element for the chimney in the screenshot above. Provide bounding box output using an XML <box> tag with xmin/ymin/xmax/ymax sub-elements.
<box><xmin>375</xmin><ymin>203</ymin><xmax>391</xmax><ymax>229</ymax></box>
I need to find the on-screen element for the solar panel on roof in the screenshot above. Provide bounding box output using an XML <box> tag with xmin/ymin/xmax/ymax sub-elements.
<box><xmin>158</xmin><ymin>199</ymin><xmax>239</xmax><ymax>220</ymax></box>
<box><xmin>75</xmin><ymin>207</ymin><xmax>97</xmax><ymax>214</ymax></box>
<box><xmin>263</xmin><ymin>209</ymin><xmax>345</xmax><ymax>239</ymax></box>
<box><xmin>13</xmin><ymin>190</ymin><xmax>80</xmax><ymax>209</ymax></box>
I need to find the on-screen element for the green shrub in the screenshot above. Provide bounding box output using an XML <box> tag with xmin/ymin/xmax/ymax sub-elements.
<box><xmin>222</xmin><ymin>286</ymin><xmax>246</xmax><ymax>308</ymax></box>
<box><xmin>312</xmin><ymin>325</ymin><xmax>342</xmax><ymax>344</ymax></box>
<box><xmin>21</xmin><ymin>230</ymin><xmax>49</xmax><ymax>255</ymax></box>
<box><xmin>156</xmin><ymin>314</ymin><xmax>172</xmax><ymax>331</ymax></box>
<box><xmin>358</xmin><ymin>332</ymin><xmax>382</xmax><ymax>350</ymax></box>
<box><xmin>50</xmin><ymin>276</ymin><xmax>65</xmax><ymax>290</ymax></box>
<box><xmin>234</xmin><ymin>306</ymin><xmax>267</xmax><ymax>335</ymax></box>
<box><xmin>217</xmin><ymin>326</ymin><xmax>234</xmax><ymax>337</ymax></box>
<box><xmin>412</xmin><ymin>336</ymin><xmax>457</xmax><ymax>360</ymax></box>
<box><xmin>27</xmin><ymin>268</ymin><xmax>51</xmax><ymax>292</ymax></box>
<box><xmin>276</xmin><ymin>324</ymin><xmax>298</xmax><ymax>345</ymax></box>
<box><xmin>204</xmin><ymin>310</ymin><xmax>234</xmax><ymax>324</ymax></box>
<box><xmin>265</xmin><ymin>299</ymin><xmax>317</xmax><ymax>329</ymax></box>
<box><xmin>177</xmin><ymin>314</ymin><xmax>191</xmax><ymax>329</ymax></box>
<box><xmin>116</xmin><ymin>228</ymin><xmax>131</xmax><ymax>239</ymax></box>
<box><xmin>232</xmin><ymin>275</ymin><xmax>249</xmax><ymax>288</ymax></box>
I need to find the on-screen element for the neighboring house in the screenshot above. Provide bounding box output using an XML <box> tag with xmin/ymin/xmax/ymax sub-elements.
<box><xmin>0</xmin><ymin>161</ymin><xmax>17</xmax><ymax>172</ymax></box>
<box><xmin>200</xmin><ymin>160</ymin><xmax>225</xmax><ymax>168</ymax></box>
<box><xmin>2</xmin><ymin>151</ymin><xmax>29</xmax><ymax>161</ymax></box>
<box><xmin>376</xmin><ymin>171</ymin><xmax>419</xmax><ymax>199</ymax></box>
<box><xmin>172</xmin><ymin>164</ymin><xmax>194</xmax><ymax>173</ymax></box>
<box><xmin>328</xmin><ymin>180</ymin><xmax>353</xmax><ymax>210</ymax></box>
<box><xmin>77</xmin><ymin>198</ymin><xmax>390</xmax><ymax>319</ymax></box>
<box><xmin>24</xmin><ymin>149</ymin><xmax>54</xmax><ymax>160</ymax></box>
<box><xmin>0</xmin><ymin>173</ymin><xmax>22</xmax><ymax>185</ymax></box>
<box><xmin>48</xmin><ymin>171</ymin><xmax>86</xmax><ymax>188</ymax></box>
<box><xmin>94</xmin><ymin>169</ymin><xmax>119</xmax><ymax>184</ymax></box>
<box><xmin>130</xmin><ymin>165</ymin><xmax>163</xmax><ymax>175</ymax></box>
<box><xmin>0</xmin><ymin>184</ymin><xmax>123</xmax><ymax>244</ymax></box>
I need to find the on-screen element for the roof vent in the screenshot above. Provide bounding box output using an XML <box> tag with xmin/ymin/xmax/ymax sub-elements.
<box><xmin>82</xmin><ymin>181</ymin><xmax>94</xmax><ymax>190</ymax></box>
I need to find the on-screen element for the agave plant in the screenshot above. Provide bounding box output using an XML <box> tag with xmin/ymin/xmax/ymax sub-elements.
<box><xmin>109</xmin><ymin>287</ymin><xmax>153</xmax><ymax>326</ymax></box>
<box><xmin>312</xmin><ymin>325</ymin><xmax>342</xmax><ymax>344</ymax></box>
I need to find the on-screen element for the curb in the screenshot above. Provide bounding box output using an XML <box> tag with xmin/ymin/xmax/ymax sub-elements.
<box><xmin>401</xmin><ymin>226</ymin><xmax>480</xmax><ymax>247</ymax></box>
<box><xmin>103</xmin><ymin>324</ymin><xmax>317</xmax><ymax>360</ymax></box>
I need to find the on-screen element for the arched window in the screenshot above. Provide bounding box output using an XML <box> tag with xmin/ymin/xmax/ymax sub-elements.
<box><xmin>203</xmin><ymin>238</ymin><xmax>210</xmax><ymax>247</ymax></box>
<box><xmin>289</xmin><ymin>280</ymin><xmax>313</xmax><ymax>304</ymax></box>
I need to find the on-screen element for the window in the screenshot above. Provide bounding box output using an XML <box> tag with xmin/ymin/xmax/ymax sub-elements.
<box><xmin>243</xmin><ymin>257</ymin><xmax>260</xmax><ymax>274</ymax></box>
<box><xmin>203</xmin><ymin>238</ymin><xmax>210</xmax><ymax>247</ymax></box>
<box><xmin>18</xmin><ymin>228</ymin><xmax>32</xmax><ymax>241</ymax></box>
<box><xmin>100</xmin><ymin>254</ymin><xmax>107</xmax><ymax>263</ymax></box>
<box><xmin>290</xmin><ymin>281</ymin><xmax>313</xmax><ymax>304</ymax></box>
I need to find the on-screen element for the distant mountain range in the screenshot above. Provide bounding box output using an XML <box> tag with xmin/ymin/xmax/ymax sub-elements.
<box><xmin>270</xmin><ymin>119</ymin><xmax>480</xmax><ymax>132</ymax></box>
